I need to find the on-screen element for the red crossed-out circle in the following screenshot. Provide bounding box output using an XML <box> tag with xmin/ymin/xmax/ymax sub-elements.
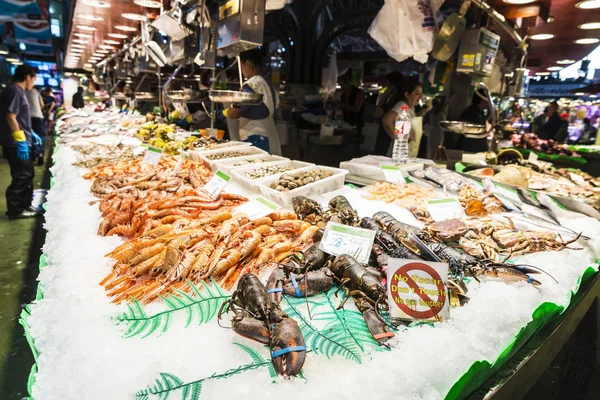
<box><xmin>389</xmin><ymin>262</ymin><xmax>446</xmax><ymax>319</ymax></box>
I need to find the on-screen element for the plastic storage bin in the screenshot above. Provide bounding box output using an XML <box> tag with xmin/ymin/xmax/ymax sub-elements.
<box><xmin>257</xmin><ymin>165</ymin><xmax>348</xmax><ymax>206</ymax></box>
<box><xmin>199</xmin><ymin>146</ymin><xmax>268</xmax><ymax>169</ymax></box>
<box><xmin>231</xmin><ymin>160</ymin><xmax>315</xmax><ymax>192</ymax></box>
<box><xmin>216</xmin><ymin>154</ymin><xmax>289</xmax><ymax>174</ymax></box>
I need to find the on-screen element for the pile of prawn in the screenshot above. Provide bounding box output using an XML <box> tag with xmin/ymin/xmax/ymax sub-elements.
<box><xmin>100</xmin><ymin>211</ymin><xmax>320</xmax><ymax>303</ymax></box>
<box><xmin>365</xmin><ymin>181</ymin><xmax>435</xmax><ymax>207</ymax></box>
<box><xmin>85</xmin><ymin>156</ymin><xmax>246</xmax><ymax>237</ymax></box>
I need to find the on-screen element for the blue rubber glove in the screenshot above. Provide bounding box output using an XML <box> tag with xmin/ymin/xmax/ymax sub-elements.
<box><xmin>31</xmin><ymin>131</ymin><xmax>42</xmax><ymax>146</ymax></box>
<box><xmin>16</xmin><ymin>141</ymin><xmax>30</xmax><ymax>161</ymax></box>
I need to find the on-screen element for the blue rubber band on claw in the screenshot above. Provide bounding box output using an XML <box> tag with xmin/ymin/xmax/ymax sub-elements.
<box><xmin>267</xmin><ymin>288</ymin><xmax>283</xmax><ymax>294</ymax></box>
<box><xmin>271</xmin><ymin>346</ymin><xmax>307</xmax><ymax>358</ymax></box>
<box><xmin>527</xmin><ymin>277</ymin><xmax>534</xmax><ymax>284</ymax></box>
<box><xmin>290</xmin><ymin>275</ymin><xmax>301</xmax><ymax>298</ymax></box>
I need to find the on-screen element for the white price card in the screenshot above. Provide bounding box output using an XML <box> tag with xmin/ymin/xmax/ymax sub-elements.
<box><xmin>172</xmin><ymin>155</ymin><xmax>184</xmax><ymax>175</ymax></box>
<box><xmin>133</xmin><ymin>143</ymin><xmax>148</xmax><ymax>157</ymax></box>
<box><xmin>478</xmin><ymin>160</ymin><xmax>488</xmax><ymax>166</ymax></box>
<box><xmin>319</xmin><ymin>222</ymin><xmax>376</xmax><ymax>264</ymax></box>
<box><xmin>143</xmin><ymin>146</ymin><xmax>163</xmax><ymax>165</ymax></box>
<box><xmin>381</xmin><ymin>165</ymin><xmax>407</xmax><ymax>184</ymax></box>
<box><xmin>569</xmin><ymin>172</ymin><xmax>586</xmax><ymax>185</ymax></box>
<box><xmin>235</xmin><ymin>196</ymin><xmax>280</xmax><ymax>219</ymax></box>
<box><xmin>202</xmin><ymin>170</ymin><xmax>230</xmax><ymax>199</ymax></box>
<box><xmin>426</xmin><ymin>198</ymin><xmax>465</xmax><ymax>222</ymax></box>
<box><xmin>528</xmin><ymin>151</ymin><xmax>539</xmax><ymax>162</ymax></box>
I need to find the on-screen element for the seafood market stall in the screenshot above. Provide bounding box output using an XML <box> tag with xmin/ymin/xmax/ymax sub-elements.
<box><xmin>19</xmin><ymin>109</ymin><xmax>600</xmax><ymax>400</ymax></box>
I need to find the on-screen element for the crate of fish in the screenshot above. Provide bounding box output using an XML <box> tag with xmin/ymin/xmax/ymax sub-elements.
<box><xmin>230</xmin><ymin>160</ymin><xmax>315</xmax><ymax>191</ymax></box>
<box><xmin>257</xmin><ymin>165</ymin><xmax>349</xmax><ymax>206</ymax></box>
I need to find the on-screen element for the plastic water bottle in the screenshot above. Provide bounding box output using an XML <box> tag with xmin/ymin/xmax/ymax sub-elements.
<box><xmin>392</xmin><ymin>106</ymin><xmax>411</xmax><ymax>164</ymax></box>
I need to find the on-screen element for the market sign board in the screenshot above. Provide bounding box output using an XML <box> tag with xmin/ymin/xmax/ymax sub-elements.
<box><xmin>387</xmin><ymin>259</ymin><xmax>449</xmax><ymax>323</ymax></box>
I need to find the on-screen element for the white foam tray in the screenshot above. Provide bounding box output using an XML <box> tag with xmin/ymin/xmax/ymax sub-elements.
<box><xmin>230</xmin><ymin>160</ymin><xmax>315</xmax><ymax>192</ymax></box>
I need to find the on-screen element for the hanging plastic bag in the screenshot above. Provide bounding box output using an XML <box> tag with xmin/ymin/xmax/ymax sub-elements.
<box><xmin>368</xmin><ymin>0</ymin><xmax>444</xmax><ymax>64</ymax></box>
<box><xmin>321</xmin><ymin>52</ymin><xmax>338</xmax><ymax>97</ymax></box>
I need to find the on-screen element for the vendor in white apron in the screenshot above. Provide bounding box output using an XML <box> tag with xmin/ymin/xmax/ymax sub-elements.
<box><xmin>222</xmin><ymin>49</ymin><xmax>282</xmax><ymax>155</ymax></box>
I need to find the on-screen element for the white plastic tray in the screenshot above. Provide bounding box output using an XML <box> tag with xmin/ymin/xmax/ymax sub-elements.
<box><xmin>231</xmin><ymin>160</ymin><xmax>315</xmax><ymax>192</ymax></box>
<box><xmin>190</xmin><ymin>141</ymin><xmax>251</xmax><ymax>153</ymax></box>
<box><xmin>216</xmin><ymin>154</ymin><xmax>289</xmax><ymax>174</ymax></box>
<box><xmin>198</xmin><ymin>146</ymin><xmax>268</xmax><ymax>169</ymax></box>
<box><xmin>257</xmin><ymin>165</ymin><xmax>349</xmax><ymax>206</ymax></box>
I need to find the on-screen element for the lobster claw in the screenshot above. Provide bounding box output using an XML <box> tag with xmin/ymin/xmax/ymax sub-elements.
<box><xmin>354</xmin><ymin>297</ymin><xmax>395</xmax><ymax>345</ymax></box>
<box><xmin>231</xmin><ymin>311</ymin><xmax>270</xmax><ymax>345</ymax></box>
<box><xmin>270</xmin><ymin>316</ymin><xmax>306</xmax><ymax>378</ymax></box>
<box><xmin>266</xmin><ymin>267</ymin><xmax>286</xmax><ymax>305</ymax></box>
<box><xmin>282</xmin><ymin>269</ymin><xmax>333</xmax><ymax>298</ymax></box>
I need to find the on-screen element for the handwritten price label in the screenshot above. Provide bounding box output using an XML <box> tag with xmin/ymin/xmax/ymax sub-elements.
<box><xmin>143</xmin><ymin>146</ymin><xmax>163</xmax><ymax>165</ymax></box>
<box><xmin>319</xmin><ymin>222</ymin><xmax>376</xmax><ymax>264</ymax></box>
<box><xmin>381</xmin><ymin>165</ymin><xmax>407</xmax><ymax>184</ymax></box>
<box><xmin>426</xmin><ymin>198</ymin><xmax>465</xmax><ymax>222</ymax></box>
<box><xmin>235</xmin><ymin>196</ymin><xmax>280</xmax><ymax>219</ymax></box>
<box><xmin>202</xmin><ymin>170</ymin><xmax>230</xmax><ymax>199</ymax></box>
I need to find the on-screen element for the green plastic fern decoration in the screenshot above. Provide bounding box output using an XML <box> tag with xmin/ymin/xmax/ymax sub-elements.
<box><xmin>281</xmin><ymin>290</ymin><xmax>363</xmax><ymax>364</ymax></box>
<box><xmin>135</xmin><ymin>343</ymin><xmax>273</xmax><ymax>400</ymax></box>
<box><xmin>117</xmin><ymin>279</ymin><xmax>230</xmax><ymax>338</ymax></box>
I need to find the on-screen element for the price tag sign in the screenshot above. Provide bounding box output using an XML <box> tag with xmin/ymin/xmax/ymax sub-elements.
<box><xmin>528</xmin><ymin>152</ymin><xmax>539</xmax><ymax>162</ymax></box>
<box><xmin>319</xmin><ymin>222</ymin><xmax>376</xmax><ymax>264</ymax></box>
<box><xmin>202</xmin><ymin>170</ymin><xmax>230</xmax><ymax>199</ymax></box>
<box><xmin>426</xmin><ymin>198</ymin><xmax>465</xmax><ymax>222</ymax></box>
<box><xmin>569</xmin><ymin>172</ymin><xmax>586</xmax><ymax>185</ymax></box>
<box><xmin>381</xmin><ymin>165</ymin><xmax>407</xmax><ymax>184</ymax></box>
<box><xmin>387</xmin><ymin>259</ymin><xmax>449</xmax><ymax>323</ymax></box>
<box><xmin>235</xmin><ymin>196</ymin><xmax>280</xmax><ymax>219</ymax></box>
<box><xmin>172</xmin><ymin>155</ymin><xmax>184</xmax><ymax>175</ymax></box>
<box><xmin>478</xmin><ymin>160</ymin><xmax>488</xmax><ymax>166</ymax></box>
<box><xmin>143</xmin><ymin>146</ymin><xmax>163</xmax><ymax>165</ymax></box>
<box><xmin>133</xmin><ymin>143</ymin><xmax>148</xmax><ymax>157</ymax></box>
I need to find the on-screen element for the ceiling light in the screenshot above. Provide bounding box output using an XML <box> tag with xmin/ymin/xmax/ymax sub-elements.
<box><xmin>547</xmin><ymin>66</ymin><xmax>562</xmax><ymax>71</ymax></box>
<box><xmin>576</xmin><ymin>1</ymin><xmax>600</xmax><ymax>9</ymax></box>
<box><xmin>99</xmin><ymin>45</ymin><xmax>115</xmax><ymax>49</ymax></box>
<box><xmin>575</xmin><ymin>92</ymin><xmax>586</xmax><ymax>96</ymax></box>
<box><xmin>77</xmin><ymin>25</ymin><xmax>97</xmax><ymax>31</ymax></box>
<box><xmin>79</xmin><ymin>15</ymin><xmax>104</xmax><ymax>21</ymax></box>
<box><xmin>547</xmin><ymin>16</ymin><xmax>555</xmax><ymax>23</ymax></box>
<box><xmin>104</xmin><ymin>40</ymin><xmax>121</xmax><ymax>45</ymax></box>
<box><xmin>71</xmin><ymin>44</ymin><xmax>85</xmax><ymax>48</ymax></box>
<box><xmin>502</xmin><ymin>0</ymin><xmax>535</xmax><ymax>3</ymax></box>
<box><xmin>12</xmin><ymin>61</ymin><xmax>23</xmax><ymax>66</ymax></box>
<box><xmin>19</xmin><ymin>43</ymin><xmax>26</xmax><ymax>51</ymax></box>
<box><xmin>74</xmin><ymin>33</ymin><xmax>93</xmax><ymax>39</ymax></box>
<box><xmin>579</xmin><ymin>22</ymin><xmax>600</xmax><ymax>30</ymax></box>
<box><xmin>0</xmin><ymin>45</ymin><xmax>8</xmax><ymax>55</ymax></box>
<box><xmin>122</xmin><ymin>13</ymin><xmax>147</xmax><ymax>21</ymax></box>
<box><xmin>108</xmin><ymin>33</ymin><xmax>128</xmax><ymax>39</ymax></box>
<box><xmin>84</xmin><ymin>63</ymin><xmax>93</xmax><ymax>68</ymax></box>
<box><xmin>557</xmin><ymin>59</ymin><xmax>576</xmax><ymax>64</ymax></box>
<box><xmin>133</xmin><ymin>0</ymin><xmax>163</xmax><ymax>7</ymax></box>
<box><xmin>115</xmin><ymin>25</ymin><xmax>137</xmax><ymax>32</ymax></box>
<box><xmin>96</xmin><ymin>49</ymin><xmax>110</xmax><ymax>54</ymax></box>
<box><xmin>73</xmin><ymin>39</ymin><xmax>88</xmax><ymax>44</ymax></box>
<box><xmin>535</xmin><ymin>72</ymin><xmax>550</xmax><ymax>76</ymax></box>
<box><xmin>81</xmin><ymin>0</ymin><xmax>111</xmax><ymax>8</ymax></box>
<box><xmin>575</xmin><ymin>38</ymin><xmax>600</xmax><ymax>44</ymax></box>
<box><xmin>590</xmin><ymin>94</ymin><xmax>598</xmax><ymax>98</ymax></box>
<box><xmin>71</xmin><ymin>49</ymin><xmax>84</xmax><ymax>53</ymax></box>
<box><xmin>531</xmin><ymin>34</ymin><xmax>554</xmax><ymax>40</ymax></box>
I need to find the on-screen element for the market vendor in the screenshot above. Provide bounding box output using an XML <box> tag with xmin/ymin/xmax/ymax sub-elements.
<box><xmin>0</xmin><ymin>64</ymin><xmax>43</xmax><ymax>219</ymax></box>
<box><xmin>72</xmin><ymin>87</ymin><xmax>85</xmax><ymax>109</ymax></box>
<box><xmin>222</xmin><ymin>49</ymin><xmax>281</xmax><ymax>155</ymax></box>
<box><xmin>381</xmin><ymin>76</ymin><xmax>422</xmax><ymax>156</ymax></box>
<box><xmin>538</xmin><ymin>101</ymin><xmax>561</xmax><ymax>140</ymax></box>
<box><xmin>457</xmin><ymin>90</ymin><xmax>489</xmax><ymax>153</ymax></box>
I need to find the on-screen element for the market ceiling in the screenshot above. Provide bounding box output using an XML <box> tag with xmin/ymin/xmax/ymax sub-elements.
<box><xmin>484</xmin><ymin>1</ymin><xmax>600</xmax><ymax>75</ymax></box>
<box><xmin>64</xmin><ymin>0</ymin><xmax>151</xmax><ymax>70</ymax></box>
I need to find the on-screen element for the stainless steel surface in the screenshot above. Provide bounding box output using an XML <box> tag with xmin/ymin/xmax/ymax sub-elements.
<box><xmin>440</xmin><ymin>121</ymin><xmax>487</xmax><ymax>135</ymax></box>
<box><xmin>217</xmin><ymin>0</ymin><xmax>265</xmax><ymax>56</ymax></box>
<box><xmin>209</xmin><ymin>90</ymin><xmax>263</xmax><ymax>104</ymax></box>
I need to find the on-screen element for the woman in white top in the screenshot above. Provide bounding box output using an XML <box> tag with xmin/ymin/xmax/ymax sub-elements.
<box><xmin>382</xmin><ymin>78</ymin><xmax>423</xmax><ymax>157</ymax></box>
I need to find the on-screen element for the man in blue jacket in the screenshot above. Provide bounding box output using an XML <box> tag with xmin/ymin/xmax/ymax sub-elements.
<box><xmin>0</xmin><ymin>64</ymin><xmax>43</xmax><ymax>219</ymax></box>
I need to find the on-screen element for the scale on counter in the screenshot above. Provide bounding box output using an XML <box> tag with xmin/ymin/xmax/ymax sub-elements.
<box><xmin>456</xmin><ymin>28</ymin><xmax>500</xmax><ymax>77</ymax></box>
<box><xmin>217</xmin><ymin>0</ymin><xmax>265</xmax><ymax>56</ymax></box>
